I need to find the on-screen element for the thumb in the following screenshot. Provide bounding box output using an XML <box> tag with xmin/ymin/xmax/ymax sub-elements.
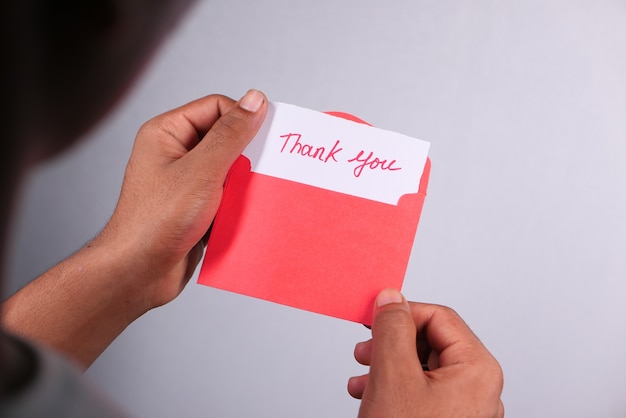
<box><xmin>189</xmin><ymin>89</ymin><xmax>268</xmax><ymax>180</ymax></box>
<box><xmin>369</xmin><ymin>289</ymin><xmax>423</xmax><ymax>381</ymax></box>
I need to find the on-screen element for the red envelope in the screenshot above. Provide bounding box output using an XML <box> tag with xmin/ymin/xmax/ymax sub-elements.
<box><xmin>199</xmin><ymin>111</ymin><xmax>430</xmax><ymax>324</ymax></box>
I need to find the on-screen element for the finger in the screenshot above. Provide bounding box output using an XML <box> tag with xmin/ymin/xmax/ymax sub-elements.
<box><xmin>416</xmin><ymin>331</ymin><xmax>432</xmax><ymax>368</ymax></box>
<box><xmin>141</xmin><ymin>94</ymin><xmax>237</xmax><ymax>153</ymax></box>
<box><xmin>354</xmin><ymin>339</ymin><xmax>372</xmax><ymax>366</ymax></box>
<box><xmin>497</xmin><ymin>399</ymin><xmax>505</xmax><ymax>418</ymax></box>
<box><xmin>408</xmin><ymin>302</ymin><xmax>494</xmax><ymax>368</ymax></box>
<box><xmin>426</xmin><ymin>349</ymin><xmax>440</xmax><ymax>370</ymax></box>
<box><xmin>369</xmin><ymin>289</ymin><xmax>423</xmax><ymax>381</ymax></box>
<box><xmin>187</xmin><ymin>89</ymin><xmax>268</xmax><ymax>182</ymax></box>
<box><xmin>347</xmin><ymin>374</ymin><xmax>369</xmax><ymax>399</ymax></box>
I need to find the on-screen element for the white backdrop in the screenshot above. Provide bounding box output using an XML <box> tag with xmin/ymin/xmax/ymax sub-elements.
<box><xmin>7</xmin><ymin>1</ymin><xmax>626</xmax><ymax>417</ymax></box>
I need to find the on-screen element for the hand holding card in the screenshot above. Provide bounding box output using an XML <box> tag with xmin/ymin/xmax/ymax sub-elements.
<box><xmin>199</xmin><ymin>103</ymin><xmax>430</xmax><ymax>324</ymax></box>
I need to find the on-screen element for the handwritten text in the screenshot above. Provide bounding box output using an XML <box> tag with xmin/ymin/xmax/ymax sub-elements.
<box><xmin>278</xmin><ymin>132</ymin><xmax>402</xmax><ymax>178</ymax></box>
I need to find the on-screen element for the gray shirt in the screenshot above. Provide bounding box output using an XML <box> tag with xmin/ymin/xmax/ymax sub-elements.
<box><xmin>1</xmin><ymin>335</ymin><xmax>129</xmax><ymax>418</ymax></box>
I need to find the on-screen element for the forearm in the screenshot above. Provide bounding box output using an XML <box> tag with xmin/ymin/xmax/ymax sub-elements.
<box><xmin>1</xmin><ymin>235</ymin><xmax>147</xmax><ymax>369</ymax></box>
<box><xmin>1</xmin><ymin>91</ymin><xmax>267</xmax><ymax>371</ymax></box>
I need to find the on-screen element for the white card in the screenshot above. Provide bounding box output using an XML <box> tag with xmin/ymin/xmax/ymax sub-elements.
<box><xmin>243</xmin><ymin>102</ymin><xmax>430</xmax><ymax>205</ymax></box>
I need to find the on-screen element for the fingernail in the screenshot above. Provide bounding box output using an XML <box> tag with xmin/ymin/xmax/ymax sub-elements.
<box><xmin>376</xmin><ymin>288</ymin><xmax>404</xmax><ymax>307</ymax></box>
<box><xmin>239</xmin><ymin>89</ymin><xmax>264</xmax><ymax>112</ymax></box>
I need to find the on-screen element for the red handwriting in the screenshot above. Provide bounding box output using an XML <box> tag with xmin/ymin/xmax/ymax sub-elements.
<box><xmin>280</xmin><ymin>133</ymin><xmax>343</xmax><ymax>163</ymax></box>
<box><xmin>347</xmin><ymin>150</ymin><xmax>402</xmax><ymax>178</ymax></box>
<box><xmin>278</xmin><ymin>133</ymin><xmax>402</xmax><ymax>178</ymax></box>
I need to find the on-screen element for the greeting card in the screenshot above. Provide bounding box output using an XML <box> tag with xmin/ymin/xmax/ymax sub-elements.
<box><xmin>198</xmin><ymin>103</ymin><xmax>430</xmax><ymax>324</ymax></box>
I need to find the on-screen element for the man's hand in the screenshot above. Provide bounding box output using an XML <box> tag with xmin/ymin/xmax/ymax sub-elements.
<box><xmin>3</xmin><ymin>90</ymin><xmax>268</xmax><ymax>368</ymax></box>
<box><xmin>99</xmin><ymin>90</ymin><xmax>268</xmax><ymax>312</ymax></box>
<box><xmin>348</xmin><ymin>289</ymin><xmax>504</xmax><ymax>418</ymax></box>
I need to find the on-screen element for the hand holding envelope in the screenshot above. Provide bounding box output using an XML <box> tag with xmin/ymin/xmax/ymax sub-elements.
<box><xmin>199</xmin><ymin>102</ymin><xmax>431</xmax><ymax>324</ymax></box>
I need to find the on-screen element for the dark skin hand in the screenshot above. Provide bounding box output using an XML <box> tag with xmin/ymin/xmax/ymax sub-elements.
<box><xmin>2</xmin><ymin>90</ymin><xmax>268</xmax><ymax>369</ymax></box>
<box><xmin>349</xmin><ymin>289</ymin><xmax>504</xmax><ymax>418</ymax></box>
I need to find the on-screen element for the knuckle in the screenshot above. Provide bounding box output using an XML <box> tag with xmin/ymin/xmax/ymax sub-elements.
<box><xmin>434</xmin><ymin>304</ymin><xmax>460</xmax><ymax>319</ymax></box>
<box><xmin>210</xmin><ymin>93</ymin><xmax>231</xmax><ymax>103</ymax></box>
<box><xmin>138</xmin><ymin>114</ymin><xmax>176</xmax><ymax>139</ymax></box>
<box><xmin>205</xmin><ymin>112</ymin><xmax>249</xmax><ymax>149</ymax></box>
<box><xmin>215</xmin><ymin>113</ymin><xmax>246</xmax><ymax>138</ymax></box>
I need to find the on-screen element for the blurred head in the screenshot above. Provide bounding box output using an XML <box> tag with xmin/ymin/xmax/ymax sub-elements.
<box><xmin>2</xmin><ymin>0</ymin><xmax>195</xmax><ymax>162</ymax></box>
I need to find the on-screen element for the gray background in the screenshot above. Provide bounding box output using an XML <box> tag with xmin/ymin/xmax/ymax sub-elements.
<box><xmin>7</xmin><ymin>0</ymin><xmax>626</xmax><ymax>417</ymax></box>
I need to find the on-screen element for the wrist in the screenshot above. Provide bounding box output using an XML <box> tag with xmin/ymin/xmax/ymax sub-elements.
<box><xmin>1</xmin><ymin>232</ymin><xmax>153</xmax><ymax>368</ymax></box>
<box><xmin>86</xmin><ymin>227</ymin><xmax>156</xmax><ymax>321</ymax></box>
<box><xmin>91</xmin><ymin>217</ymin><xmax>188</xmax><ymax>318</ymax></box>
